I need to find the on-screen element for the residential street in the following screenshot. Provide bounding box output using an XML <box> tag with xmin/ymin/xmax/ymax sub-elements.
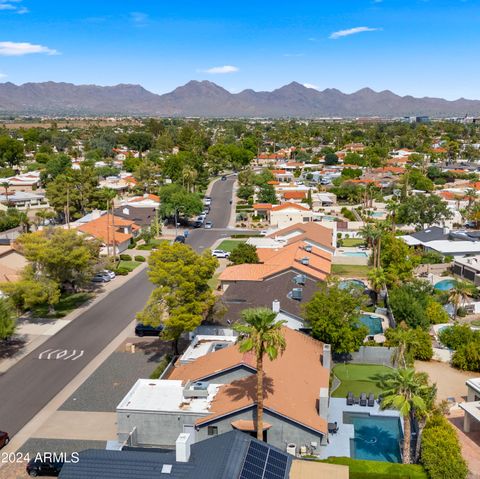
<box><xmin>0</xmin><ymin>176</ymin><xmax>235</xmax><ymax>439</ymax></box>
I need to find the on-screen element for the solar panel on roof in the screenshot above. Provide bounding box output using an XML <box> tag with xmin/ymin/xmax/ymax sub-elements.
<box><xmin>239</xmin><ymin>440</ymin><xmax>289</xmax><ymax>479</ymax></box>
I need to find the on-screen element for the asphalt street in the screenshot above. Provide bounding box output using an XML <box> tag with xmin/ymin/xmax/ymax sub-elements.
<box><xmin>0</xmin><ymin>176</ymin><xmax>235</xmax><ymax>438</ymax></box>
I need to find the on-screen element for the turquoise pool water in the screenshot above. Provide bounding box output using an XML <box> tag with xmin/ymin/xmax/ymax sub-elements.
<box><xmin>359</xmin><ymin>314</ymin><xmax>383</xmax><ymax>335</ymax></box>
<box><xmin>370</xmin><ymin>212</ymin><xmax>385</xmax><ymax>218</ymax></box>
<box><xmin>339</xmin><ymin>279</ymin><xmax>367</xmax><ymax>290</ymax></box>
<box><xmin>344</xmin><ymin>412</ymin><xmax>402</xmax><ymax>463</ymax></box>
<box><xmin>434</xmin><ymin>279</ymin><xmax>456</xmax><ymax>291</ymax></box>
<box><xmin>322</xmin><ymin>215</ymin><xmax>337</xmax><ymax>221</ymax></box>
<box><xmin>342</xmin><ymin>252</ymin><xmax>369</xmax><ymax>257</ymax></box>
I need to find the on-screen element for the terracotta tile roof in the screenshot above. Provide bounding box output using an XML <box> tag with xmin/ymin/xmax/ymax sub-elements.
<box><xmin>267</xmin><ymin>222</ymin><xmax>334</xmax><ymax>251</ymax></box>
<box><xmin>387</xmin><ymin>157</ymin><xmax>409</xmax><ymax>164</ymax></box>
<box><xmin>78</xmin><ymin>214</ymin><xmax>140</xmax><ymax>245</ymax></box>
<box><xmin>432</xmin><ymin>147</ymin><xmax>447</xmax><ymax>153</ymax></box>
<box><xmin>231</xmin><ymin>419</ymin><xmax>271</xmax><ymax>431</ymax></box>
<box><xmin>129</xmin><ymin>194</ymin><xmax>160</xmax><ymax>203</ymax></box>
<box><xmin>271</xmin><ymin>202</ymin><xmax>310</xmax><ymax>212</ymax></box>
<box><xmin>271</xmin><ymin>169</ymin><xmax>288</xmax><ymax>175</ymax></box>
<box><xmin>253</xmin><ymin>203</ymin><xmax>273</xmax><ymax>210</ymax></box>
<box><xmin>373</xmin><ymin>167</ymin><xmax>406</xmax><ymax>174</ymax></box>
<box><xmin>439</xmin><ymin>191</ymin><xmax>466</xmax><ymax>200</ymax></box>
<box><xmin>267</xmin><ymin>180</ymin><xmax>280</xmax><ymax>185</ymax></box>
<box><xmin>219</xmin><ymin>241</ymin><xmax>331</xmax><ymax>283</ymax></box>
<box><xmin>169</xmin><ymin>327</ymin><xmax>329</xmax><ymax>434</ymax></box>
<box><xmin>282</xmin><ymin>191</ymin><xmax>307</xmax><ymax>200</ymax></box>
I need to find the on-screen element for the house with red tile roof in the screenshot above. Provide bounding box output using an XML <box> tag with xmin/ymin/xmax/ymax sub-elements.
<box><xmin>270</xmin><ymin>202</ymin><xmax>313</xmax><ymax>228</ymax></box>
<box><xmin>78</xmin><ymin>213</ymin><xmax>140</xmax><ymax>254</ymax></box>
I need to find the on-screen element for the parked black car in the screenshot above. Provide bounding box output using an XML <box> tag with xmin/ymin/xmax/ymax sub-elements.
<box><xmin>221</xmin><ymin>175</ymin><xmax>227</xmax><ymax>181</ymax></box>
<box><xmin>0</xmin><ymin>430</ymin><xmax>9</xmax><ymax>448</ymax></box>
<box><xmin>174</xmin><ymin>235</ymin><xmax>185</xmax><ymax>243</ymax></box>
<box><xmin>26</xmin><ymin>458</ymin><xmax>63</xmax><ymax>477</ymax></box>
<box><xmin>193</xmin><ymin>220</ymin><xmax>203</xmax><ymax>228</ymax></box>
<box><xmin>135</xmin><ymin>323</ymin><xmax>164</xmax><ymax>337</ymax></box>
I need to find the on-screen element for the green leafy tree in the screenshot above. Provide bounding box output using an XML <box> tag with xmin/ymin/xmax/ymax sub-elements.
<box><xmin>385</xmin><ymin>325</ymin><xmax>433</xmax><ymax>366</ymax></box>
<box><xmin>448</xmin><ymin>280</ymin><xmax>474</xmax><ymax>321</ymax></box>
<box><xmin>158</xmin><ymin>184</ymin><xmax>203</xmax><ymax>219</ymax></box>
<box><xmin>257</xmin><ymin>183</ymin><xmax>277</xmax><ymax>204</ymax></box>
<box><xmin>137</xmin><ymin>242</ymin><xmax>218</xmax><ymax>354</ymax></box>
<box><xmin>234</xmin><ymin>308</ymin><xmax>286</xmax><ymax>440</ymax></box>
<box><xmin>452</xmin><ymin>340</ymin><xmax>480</xmax><ymax>371</ymax></box>
<box><xmin>380</xmin><ymin>233</ymin><xmax>420</xmax><ymax>286</ymax></box>
<box><xmin>303</xmin><ymin>281</ymin><xmax>368</xmax><ymax>354</ymax></box>
<box><xmin>229</xmin><ymin>243</ymin><xmax>259</xmax><ymax>265</ymax></box>
<box><xmin>126</xmin><ymin>132</ymin><xmax>154</xmax><ymax>158</ymax></box>
<box><xmin>0</xmin><ymin>298</ymin><xmax>16</xmax><ymax>340</ymax></box>
<box><xmin>324</xmin><ymin>152</ymin><xmax>339</xmax><ymax>165</ymax></box>
<box><xmin>367</xmin><ymin>267</ymin><xmax>386</xmax><ymax>303</ymax></box>
<box><xmin>380</xmin><ymin>368</ymin><xmax>429</xmax><ymax>464</ymax></box>
<box><xmin>0</xmin><ymin>135</ymin><xmax>24</xmax><ymax>167</ymax></box>
<box><xmin>16</xmin><ymin>228</ymin><xmax>101</xmax><ymax>291</ymax></box>
<box><xmin>237</xmin><ymin>185</ymin><xmax>254</xmax><ymax>201</ymax></box>
<box><xmin>397</xmin><ymin>194</ymin><xmax>453</xmax><ymax>229</ymax></box>
<box><xmin>425</xmin><ymin>299</ymin><xmax>450</xmax><ymax>325</ymax></box>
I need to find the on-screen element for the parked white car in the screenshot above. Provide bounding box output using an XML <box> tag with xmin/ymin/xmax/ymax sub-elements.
<box><xmin>212</xmin><ymin>249</ymin><xmax>230</xmax><ymax>259</ymax></box>
<box><xmin>101</xmin><ymin>269</ymin><xmax>116</xmax><ymax>279</ymax></box>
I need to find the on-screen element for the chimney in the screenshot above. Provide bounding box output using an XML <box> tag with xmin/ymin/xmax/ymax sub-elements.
<box><xmin>123</xmin><ymin>226</ymin><xmax>129</xmax><ymax>234</ymax></box>
<box><xmin>176</xmin><ymin>433</ymin><xmax>192</xmax><ymax>463</ymax></box>
<box><xmin>272</xmin><ymin>300</ymin><xmax>280</xmax><ymax>313</ymax></box>
<box><xmin>322</xmin><ymin>344</ymin><xmax>331</xmax><ymax>370</ymax></box>
<box><xmin>319</xmin><ymin>387</ymin><xmax>329</xmax><ymax>418</ymax></box>
<box><xmin>443</xmin><ymin>227</ymin><xmax>450</xmax><ymax>235</ymax></box>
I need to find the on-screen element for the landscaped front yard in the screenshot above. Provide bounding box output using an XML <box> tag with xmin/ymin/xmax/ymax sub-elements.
<box><xmin>216</xmin><ymin>239</ymin><xmax>247</xmax><ymax>252</ymax></box>
<box><xmin>32</xmin><ymin>292</ymin><xmax>93</xmax><ymax>319</ymax></box>
<box><xmin>118</xmin><ymin>260</ymin><xmax>142</xmax><ymax>272</ymax></box>
<box><xmin>331</xmin><ymin>363</ymin><xmax>393</xmax><ymax>398</ymax></box>
<box><xmin>341</xmin><ymin>238</ymin><xmax>365</xmax><ymax>247</ymax></box>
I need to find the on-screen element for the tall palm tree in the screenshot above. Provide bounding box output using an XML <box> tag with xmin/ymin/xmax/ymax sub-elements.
<box><xmin>233</xmin><ymin>308</ymin><xmax>286</xmax><ymax>441</ymax></box>
<box><xmin>181</xmin><ymin>166</ymin><xmax>198</xmax><ymax>193</ymax></box>
<box><xmin>385</xmin><ymin>325</ymin><xmax>421</xmax><ymax>368</ymax></box>
<box><xmin>386</xmin><ymin>198</ymin><xmax>399</xmax><ymax>232</ymax></box>
<box><xmin>465</xmin><ymin>188</ymin><xmax>478</xmax><ymax>209</ymax></box>
<box><xmin>448</xmin><ymin>280</ymin><xmax>474</xmax><ymax>321</ymax></box>
<box><xmin>380</xmin><ymin>368</ymin><xmax>429</xmax><ymax>464</ymax></box>
<box><xmin>367</xmin><ymin>267</ymin><xmax>386</xmax><ymax>304</ymax></box>
<box><xmin>1</xmin><ymin>181</ymin><xmax>11</xmax><ymax>204</ymax></box>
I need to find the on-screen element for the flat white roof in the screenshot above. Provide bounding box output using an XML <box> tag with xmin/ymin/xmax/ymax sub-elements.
<box><xmin>459</xmin><ymin>401</ymin><xmax>480</xmax><ymax>422</ymax></box>
<box><xmin>467</xmin><ymin>378</ymin><xmax>480</xmax><ymax>394</ymax></box>
<box><xmin>454</xmin><ymin>256</ymin><xmax>480</xmax><ymax>269</ymax></box>
<box><xmin>179</xmin><ymin>335</ymin><xmax>237</xmax><ymax>363</ymax></box>
<box><xmin>400</xmin><ymin>235</ymin><xmax>422</xmax><ymax>246</ymax></box>
<box><xmin>247</xmin><ymin>237</ymin><xmax>286</xmax><ymax>249</ymax></box>
<box><xmin>116</xmin><ymin>379</ymin><xmax>220</xmax><ymax>414</ymax></box>
<box><xmin>425</xmin><ymin>240</ymin><xmax>480</xmax><ymax>254</ymax></box>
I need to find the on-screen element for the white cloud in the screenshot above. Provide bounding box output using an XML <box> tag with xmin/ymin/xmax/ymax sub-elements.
<box><xmin>200</xmin><ymin>65</ymin><xmax>239</xmax><ymax>74</ymax></box>
<box><xmin>329</xmin><ymin>26</ymin><xmax>381</xmax><ymax>39</ymax></box>
<box><xmin>303</xmin><ymin>83</ymin><xmax>319</xmax><ymax>90</ymax></box>
<box><xmin>0</xmin><ymin>0</ymin><xmax>28</xmax><ymax>14</ymax></box>
<box><xmin>0</xmin><ymin>72</ymin><xmax>7</xmax><ymax>79</ymax></box>
<box><xmin>0</xmin><ymin>41</ymin><xmax>59</xmax><ymax>56</ymax></box>
<box><xmin>130</xmin><ymin>12</ymin><xmax>148</xmax><ymax>26</ymax></box>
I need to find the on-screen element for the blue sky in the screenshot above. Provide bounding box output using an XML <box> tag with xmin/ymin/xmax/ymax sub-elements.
<box><xmin>0</xmin><ymin>0</ymin><xmax>479</xmax><ymax>99</ymax></box>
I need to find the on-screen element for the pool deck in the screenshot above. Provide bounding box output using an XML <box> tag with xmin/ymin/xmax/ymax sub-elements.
<box><xmin>318</xmin><ymin>398</ymin><xmax>401</xmax><ymax>459</ymax></box>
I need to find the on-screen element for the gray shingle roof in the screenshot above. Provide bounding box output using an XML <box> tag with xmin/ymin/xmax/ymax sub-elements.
<box><xmin>59</xmin><ymin>430</ymin><xmax>291</xmax><ymax>479</ymax></box>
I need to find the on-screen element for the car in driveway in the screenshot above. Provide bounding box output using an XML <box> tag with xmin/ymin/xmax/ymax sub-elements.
<box><xmin>204</xmin><ymin>197</ymin><xmax>212</xmax><ymax>206</ymax></box>
<box><xmin>193</xmin><ymin>220</ymin><xmax>203</xmax><ymax>228</ymax></box>
<box><xmin>26</xmin><ymin>457</ymin><xmax>63</xmax><ymax>477</ymax></box>
<box><xmin>221</xmin><ymin>175</ymin><xmax>227</xmax><ymax>181</ymax></box>
<box><xmin>92</xmin><ymin>272</ymin><xmax>111</xmax><ymax>283</ymax></box>
<box><xmin>174</xmin><ymin>235</ymin><xmax>186</xmax><ymax>243</ymax></box>
<box><xmin>212</xmin><ymin>249</ymin><xmax>230</xmax><ymax>259</ymax></box>
<box><xmin>135</xmin><ymin>323</ymin><xmax>164</xmax><ymax>337</ymax></box>
<box><xmin>204</xmin><ymin>221</ymin><xmax>213</xmax><ymax>229</ymax></box>
<box><xmin>0</xmin><ymin>430</ymin><xmax>9</xmax><ymax>448</ymax></box>
<box><xmin>100</xmin><ymin>269</ymin><xmax>116</xmax><ymax>279</ymax></box>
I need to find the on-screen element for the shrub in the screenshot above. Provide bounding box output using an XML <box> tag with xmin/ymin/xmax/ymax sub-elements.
<box><xmin>425</xmin><ymin>299</ymin><xmax>450</xmax><ymax>325</ymax></box>
<box><xmin>134</xmin><ymin>255</ymin><xmax>146</xmax><ymax>262</ymax></box>
<box><xmin>119</xmin><ymin>254</ymin><xmax>132</xmax><ymax>261</ymax></box>
<box><xmin>438</xmin><ymin>324</ymin><xmax>477</xmax><ymax>350</ymax></box>
<box><xmin>452</xmin><ymin>340</ymin><xmax>480</xmax><ymax>371</ymax></box>
<box><xmin>115</xmin><ymin>267</ymin><xmax>129</xmax><ymax>276</ymax></box>
<box><xmin>149</xmin><ymin>355</ymin><xmax>172</xmax><ymax>379</ymax></box>
<box><xmin>421</xmin><ymin>414</ymin><xmax>468</xmax><ymax>479</ymax></box>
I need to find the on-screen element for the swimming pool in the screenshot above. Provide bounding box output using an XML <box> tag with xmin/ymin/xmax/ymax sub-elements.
<box><xmin>339</xmin><ymin>279</ymin><xmax>367</xmax><ymax>290</ymax></box>
<box><xmin>370</xmin><ymin>212</ymin><xmax>385</xmax><ymax>218</ymax></box>
<box><xmin>359</xmin><ymin>314</ymin><xmax>383</xmax><ymax>335</ymax></box>
<box><xmin>434</xmin><ymin>279</ymin><xmax>456</xmax><ymax>291</ymax></box>
<box><xmin>341</xmin><ymin>252</ymin><xmax>369</xmax><ymax>257</ymax></box>
<box><xmin>322</xmin><ymin>215</ymin><xmax>338</xmax><ymax>221</ymax></box>
<box><xmin>344</xmin><ymin>412</ymin><xmax>402</xmax><ymax>463</ymax></box>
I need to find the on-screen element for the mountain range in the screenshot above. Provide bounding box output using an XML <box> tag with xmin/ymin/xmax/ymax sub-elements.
<box><xmin>1</xmin><ymin>80</ymin><xmax>479</xmax><ymax>117</ymax></box>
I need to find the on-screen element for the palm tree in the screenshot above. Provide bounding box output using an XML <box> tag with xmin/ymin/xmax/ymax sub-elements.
<box><xmin>1</xmin><ymin>181</ymin><xmax>10</xmax><ymax>204</ymax></box>
<box><xmin>367</xmin><ymin>267</ymin><xmax>386</xmax><ymax>304</ymax></box>
<box><xmin>181</xmin><ymin>166</ymin><xmax>198</xmax><ymax>193</ymax></box>
<box><xmin>380</xmin><ymin>368</ymin><xmax>429</xmax><ymax>464</ymax></box>
<box><xmin>465</xmin><ymin>188</ymin><xmax>478</xmax><ymax>209</ymax></box>
<box><xmin>385</xmin><ymin>325</ymin><xmax>421</xmax><ymax>368</ymax></box>
<box><xmin>233</xmin><ymin>308</ymin><xmax>286</xmax><ymax>441</ymax></box>
<box><xmin>448</xmin><ymin>280</ymin><xmax>474</xmax><ymax>321</ymax></box>
<box><xmin>386</xmin><ymin>198</ymin><xmax>399</xmax><ymax>232</ymax></box>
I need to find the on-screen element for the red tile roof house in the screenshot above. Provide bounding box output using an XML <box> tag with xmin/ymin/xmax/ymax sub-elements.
<box><xmin>78</xmin><ymin>213</ymin><xmax>141</xmax><ymax>255</ymax></box>
<box><xmin>154</xmin><ymin>327</ymin><xmax>332</xmax><ymax>450</ymax></box>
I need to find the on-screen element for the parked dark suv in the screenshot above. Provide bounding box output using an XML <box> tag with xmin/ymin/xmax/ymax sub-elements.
<box><xmin>26</xmin><ymin>457</ymin><xmax>63</xmax><ymax>477</ymax></box>
<box><xmin>135</xmin><ymin>323</ymin><xmax>164</xmax><ymax>337</ymax></box>
<box><xmin>0</xmin><ymin>431</ymin><xmax>9</xmax><ymax>448</ymax></box>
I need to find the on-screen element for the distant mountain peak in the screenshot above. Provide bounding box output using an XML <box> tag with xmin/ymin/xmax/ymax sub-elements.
<box><xmin>0</xmin><ymin>80</ymin><xmax>479</xmax><ymax>117</ymax></box>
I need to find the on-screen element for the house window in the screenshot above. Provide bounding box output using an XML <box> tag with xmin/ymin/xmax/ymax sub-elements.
<box><xmin>208</xmin><ymin>426</ymin><xmax>218</xmax><ymax>436</ymax></box>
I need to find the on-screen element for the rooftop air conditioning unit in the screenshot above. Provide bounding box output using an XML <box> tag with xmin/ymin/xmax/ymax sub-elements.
<box><xmin>291</xmin><ymin>288</ymin><xmax>303</xmax><ymax>300</ymax></box>
<box><xmin>192</xmin><ymin>381</ymin><xmax>209</xmax><ymax>391</ymax></box>
<box><xmin>294</xmin><ymin>274</ymin><xmax>306</xmax><ymax>285</ymax></box>
<box><xmin>300</xmin><ymin>257</ymin><xmax>309</xmax><ymax>265</ymax></box>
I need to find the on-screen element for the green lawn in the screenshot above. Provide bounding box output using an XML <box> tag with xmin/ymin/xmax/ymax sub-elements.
<box><xmin>136</xmin><ymin>239</ymin><xmax>168</xmax><ymax>250</ymax></box>
<box><xmin>117</xmin><ymin>260</ymin><xmax>141</xmax><ymax>272</ymax></box>
<box><xmin>331</xmin><ymin>264</ymin><xmax>371</xmax><ymax>277</ymax></box>
<box><xmin>320</xmin><ymin>457</ymin><xmax>428</xmax><ymax>479</ymax></box>
<box><xmin>216</xmin><ymin>239</ymin><xmax>247</xmax><ymax>252</ymax></box>
<box><xmin>331</xmin><ymin>363</ymin><xmax>393</xmax><ymax>398</ymax></box>
<box><xmin>471</xmin><ymin>319</ymin><xmax>480</xmax><ymax>327</ymax></box>
<box><xmin>32</xmin><ymin>292</ymin><xmax>93</xmax><ymax>319</ymax></box>
<box><xmin>341</xmin><ymin>238</ymin><xmax>365</xmax><ymax>247</ymax></box>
